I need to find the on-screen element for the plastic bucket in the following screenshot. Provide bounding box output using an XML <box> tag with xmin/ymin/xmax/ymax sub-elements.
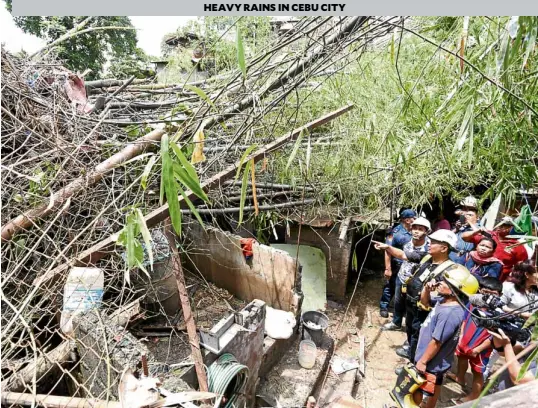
<box><xmin>132</xmin><ymin>257</ymin><xmax>180</xmax><ymax>316</ymax></box>
<box><xmin>298</xmin><ymin>340</ymin><xmax>317</xmax><ymax>369</ymax></box>
<box><xmin>301</xmin><ymin>311</ymin><xmax>329</xmax><ymax>347</ymax></box>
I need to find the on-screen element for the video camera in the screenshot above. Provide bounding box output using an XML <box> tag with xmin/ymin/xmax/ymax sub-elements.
<box><xmin>471</xmin><ymin>307</ymin><xmax>531</xmax><ymax>344</ymax></box>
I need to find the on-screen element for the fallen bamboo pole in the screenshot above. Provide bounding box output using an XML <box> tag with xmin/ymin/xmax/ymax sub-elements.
<box><xmin>224</xmin><ymin>180</ymin><xmax>315</xmax><ymax>191</ymax></box>
<box><xmin>32</xmin><ymin>104</ymin><xmax>353</xmax><ymax>288</ymax></box>
<box><xmin>1</xmin><ymin>342</ymin><xmax>71</xmax><ymax>392</ymax></box>
<box><xmin>1</xmin><ymin>128</ymin><xmax>166</xmax><ymax>242</ymax></box>
<box><xmin>192</xmin><ymin>199</ymin><xmax>316</xmax><ymax>214</ymax></box>
<box><xmin>1</xmin><ymin>392</ymin><xmax>121</xmax><ymax>408</ymax></box>
<box><xmin>85</xmin><ymin>78</ymin><xmax>149</xmax><ymax>89</ymax></box>
<box><xmin>163</xmin><ymin>219</ymin><xmax>208</xmax><ymax>392</ymax></box>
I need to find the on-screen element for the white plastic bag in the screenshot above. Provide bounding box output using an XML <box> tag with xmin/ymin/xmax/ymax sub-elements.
<box><xmin>60</xmin><ymin>267</ymin><xmax>104</xmax><ymax>336</ymax></box>
<box><xmin>264</xmin><ymin>306</ymin><xmax>296</xmax><ymax>339</ymax></box>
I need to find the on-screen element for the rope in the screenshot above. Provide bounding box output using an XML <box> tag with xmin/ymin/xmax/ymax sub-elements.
<box><xmin>208</xmin><ymin>353</ymin><xmax>249</xmax><ymax>408</ymax></box>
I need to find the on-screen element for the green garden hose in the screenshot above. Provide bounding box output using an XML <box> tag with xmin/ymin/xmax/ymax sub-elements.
<box><xmin>208</xmin><ymin>353</ymin><xmax>249</xmax><ymax>408</ymax></box>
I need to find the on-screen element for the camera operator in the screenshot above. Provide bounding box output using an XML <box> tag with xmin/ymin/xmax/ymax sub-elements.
<box><xmin>451</xmin><ymin>196</ymin><xmax>480</xmax><ymax>264</ymax></box>
<box><xmin>488</xmin><ymin>329</ymin><xmax>537</xmax><ymax>391</ymax></box>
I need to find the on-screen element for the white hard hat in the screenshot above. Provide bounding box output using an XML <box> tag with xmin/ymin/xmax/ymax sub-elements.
<box><xmin>428</xmin><ymin>229</ymin><xmax>458</xmax><ymax>249</ymax></box>
<box><xmin>412</xmin><ymin>217</ymin><xmax>431</xmax><ymax>231</ymax></box>
<box><xmin>460</xmin><ymin>196</ymin><xmax>478</xmax><ymax>209</ymax></box>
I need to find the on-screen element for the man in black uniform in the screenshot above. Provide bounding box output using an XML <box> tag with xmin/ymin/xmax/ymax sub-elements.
<box><xmin>374</xmin><ymin>229</ymin><xmax>459</xmax><ymax>364</ymax></box>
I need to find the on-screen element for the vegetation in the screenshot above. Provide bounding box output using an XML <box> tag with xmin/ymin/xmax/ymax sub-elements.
<box><xmin>4</xmin><ymin>3</ymin><xmax>138</xmax><ymax>78</ymax></box>
<box><xmin>263</xmin><ymin>16</ymin><xmax>537</xmax><ymax>215</ymax></box>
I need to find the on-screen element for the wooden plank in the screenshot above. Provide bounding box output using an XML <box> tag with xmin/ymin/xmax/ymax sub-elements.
<box><xmin>33</xmin><ymin>104</ymin><xmax>353</xmax><ymax>288</ymax></box>
<box><xmin>164</xmin><ymin>219</ymin><xmax>208</xmax><ymax>392</ymax></box>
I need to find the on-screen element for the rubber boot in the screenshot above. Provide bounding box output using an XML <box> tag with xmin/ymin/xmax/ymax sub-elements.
<box><xmin>389</xmin><ymin>363</ymin><xmax>426</xmax><ymax>408</ymax></box>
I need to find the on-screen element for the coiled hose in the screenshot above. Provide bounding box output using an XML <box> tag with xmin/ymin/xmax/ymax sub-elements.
<box><xmin>208</xmin><ymin>353</ymin><xmax>249</xmax><ymax>408</ymax></box>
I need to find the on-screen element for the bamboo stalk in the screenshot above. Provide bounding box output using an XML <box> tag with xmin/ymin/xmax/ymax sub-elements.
<box><xmin>1</xmin><ymin>128</ymin><xmax>166</xmax><ymax>241</ymax></box>
<box><xmin>1</xmin><ymin>342</ymin><xmax>71</xmax><ymax>392</ymax></box>
<box><xmin>1</xmin><ymin>392</ymin><xmax>121</xmax><ymax>408</ymax></box>
<box><xmin>32</xmin><ymin>104</ymin><xmax>353</xmax><ymax>288</ymax></box>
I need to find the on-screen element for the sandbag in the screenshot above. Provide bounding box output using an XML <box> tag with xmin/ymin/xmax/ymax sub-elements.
<box><xmin>264</xmin><ymin>306</ymin><xmax>296</xmax><ymax>339</ymax></box>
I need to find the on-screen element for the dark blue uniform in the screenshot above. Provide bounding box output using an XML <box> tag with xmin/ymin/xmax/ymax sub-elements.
<box><xmin>379</xmin><ymin>224</ymin><xmax>412</xmax><ymax>312</ymax></box>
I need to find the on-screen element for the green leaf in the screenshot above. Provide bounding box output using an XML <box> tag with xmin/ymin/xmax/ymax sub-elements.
<box><xmin>236</xmin><ymin>27</ymin><xmax>247</xmax><ymax>79</ymax></box>
<box><xmin>161</xmin><ymin>134</ymin><xmax>182</xmax><ymax>236</ymax></box>
<box><xmin>125</xmin><ymin>211</ymin><xmax>143</xmax><ymax>269</ymax></box>
<box><xmin>136</xmin><ymin>208</ymin><xmax>153</xmax><ymax>271</ymax></box>
<box><xmin>523</xmin><ymin>311</ymin><xmax>537</xmax><ymax>329</ymax></box>
<box><xmin>522</xmin><ymin>23</ymin><xmax>537</xmax><ymax>70</ymax></box>
<box><xmin>516</xmin><ymin>345</ymin><xmax>538</xmax><ymax>381</ymax></box>
<box><xmin>352</xmin><ymin>251</ymin><xmax>358</xmax><ymax>271</ymax></box>
<box><xmin>235</xmin><ymin>144</ymin><xmax>258</xmax><ymax>180</ymax></box>
<box><xmin>286</xmin><ymin>130</ymin><xmax>305</xmax><ymax>171</ymax></box>
<box><xmin>467</xmin><ymin>112</ymin><xmax>474</xmax><ymax>168</ymax></box>
<box><xmin>454</xmin><ymin>103</ymin><xmax>474</xmax><ymax>152</ymax></box>
<box><xmin>184</xmin><ymin>85</ymin><xmax>214</xmax><ymax>108</ymax></box>
<box><xmin>173</xmin><ymin>162</ymin><xmax>209</xmax><ymax>203</ymax></box>
<box><xmin>141</xmin><ymin>155</ymin><xmax>157</xmax><ymax>190</ymax></box>
<box><xmin>171</xmin><ymin>142</ymin><xmax>209</xmax><ymax>202</ymax></box>
<box><xmin>178</xmin><ymin>187</ymin><xmax>205</xmax><ymax>228</ymax></box>
<box><xmin>390</xmin><ymin>33</ymin><xmax>395</xmax><ymax>64</ymax></box>
<box><xmin>238</xmin><ymin>163</ymin><xmax>250</xmax><ymax>225</ymax></box>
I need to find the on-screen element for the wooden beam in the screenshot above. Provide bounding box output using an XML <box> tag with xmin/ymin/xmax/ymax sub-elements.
<box><xmin>163</xmin><ymin>220</ymin><xmax>208</xmax><ymax>392</ymax></box>
<box><xmin>33</xmin><ymin>104</ymin><xmax>353</xmax><ymax>288</ymax></box>
<box><xmin>1</xmin><ymin>342</ymin><xmax>71</xmax><ymax>392</ymax></box>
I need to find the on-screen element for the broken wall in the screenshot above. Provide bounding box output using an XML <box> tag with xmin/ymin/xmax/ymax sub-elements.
<box><xmin>183</xmin><ymin>223</ymin><xmax>300</xmax><ymax>313</ymax></box>
<box><xmin>287</xmin><ymin>223</ymin><xmax>351</xmax><ymax>300</ymax></box>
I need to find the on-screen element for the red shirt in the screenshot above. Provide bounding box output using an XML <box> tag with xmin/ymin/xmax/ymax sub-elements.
<box><xmin>472</xmin><ymin>231</ymin><xmax>528</xmax><ymax>281</ymax></box>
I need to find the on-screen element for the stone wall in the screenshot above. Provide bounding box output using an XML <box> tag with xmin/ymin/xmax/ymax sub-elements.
<box><xmin>182</xmin><ymin>223</ymin><xmax>301</xmax><ymax>313</ymax></box>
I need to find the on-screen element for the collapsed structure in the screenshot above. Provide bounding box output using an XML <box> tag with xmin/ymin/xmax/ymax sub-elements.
<box><xmin>1</xmin><ymin>16</ymin><xmax>405</xmax><ymax>408</ymax></box>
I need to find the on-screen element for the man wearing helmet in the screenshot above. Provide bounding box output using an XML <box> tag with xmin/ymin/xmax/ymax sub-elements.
<box><xmin>411</xmin><ymin>266</ymin><xmax>479</xmax><ymax>408</ymax></box>
<box><xmin>374</xmin><ymin>229</ymin><xmax>461</xmax><ymax>362</ymax></box>
<box><xmin>382</xmin><ymin>217</ymin><xmax>431</xmax><ymax>332</ymax></box>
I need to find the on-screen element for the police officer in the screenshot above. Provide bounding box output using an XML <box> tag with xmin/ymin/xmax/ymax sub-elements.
<box><xmin>379</xmin><ymin>209</ymin><xmax>417</xmax><ymax>318</ymax></box>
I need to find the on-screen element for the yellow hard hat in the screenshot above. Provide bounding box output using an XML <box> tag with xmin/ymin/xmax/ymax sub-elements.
<box><xmin>443</xmin><ymin>264</ymin><xmax>479</xmax><ymax>296</ymax></box>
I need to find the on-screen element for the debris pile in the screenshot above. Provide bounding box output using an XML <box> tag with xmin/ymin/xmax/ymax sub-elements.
<box><xmin>1</xmin><ymin>16</ymin><xmax>404</xmax><ymax>406</ymax></box>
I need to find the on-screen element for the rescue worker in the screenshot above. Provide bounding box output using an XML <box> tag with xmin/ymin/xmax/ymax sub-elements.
<box><xmin>379</xmin><ymin>209</ymin><xmax>417</xmax><ymax>318</ymax></box>
<box><xmin>382</xmin><ymin>217</ymin><xmax>431</xmax><ymax>331</ymax></box>
<box><xmin>389</xmin><ymin>266</ymin><xmax>478</xmax><ymax>408</ymax></box>
<box><xmin>374</xmin><ymin>229</ymin><xmax>459</xmax><ymax>362</ymax></box>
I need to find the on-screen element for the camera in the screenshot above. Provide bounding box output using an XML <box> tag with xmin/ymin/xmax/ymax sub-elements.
<box><xmin>471</xmin><ymin>308</ymin><xmax>531</xmax><ymax>343</ymax></box>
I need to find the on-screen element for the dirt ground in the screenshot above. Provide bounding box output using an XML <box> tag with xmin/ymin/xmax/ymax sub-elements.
<box><xmin>324</xmin><ymin>275</ymin><xmax>470</xmax><ymax>408</ymax></box>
